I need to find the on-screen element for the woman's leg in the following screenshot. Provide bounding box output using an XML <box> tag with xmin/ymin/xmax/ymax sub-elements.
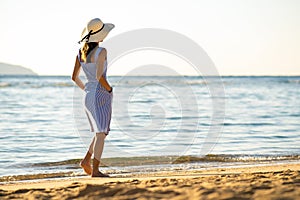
<box><xmin>80</xmin><ymin>136</ymin><xmax>95</xmax><ymax>175</ymax></box>
<box><xmin>92</xmin><ymin>132</ymin><xmax>109</xmax><ymax>177</ymax></box>
<box><xmin>88</xmin><ymin>136</ymin><xmax>96</xmax><ymax>154</ymax></box>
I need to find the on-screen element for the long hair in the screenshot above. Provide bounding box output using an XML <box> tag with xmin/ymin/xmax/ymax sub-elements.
<box><xmin>80</xmin><ymin>42</ymin><xmax>98</xmax><ymax>62</ymax></box>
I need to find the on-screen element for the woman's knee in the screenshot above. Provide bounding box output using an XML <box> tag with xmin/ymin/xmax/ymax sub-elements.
<box><xmin>95</xmin><ymin>132</ymin><xmax>106</xmax><ymax>139</ymax></box>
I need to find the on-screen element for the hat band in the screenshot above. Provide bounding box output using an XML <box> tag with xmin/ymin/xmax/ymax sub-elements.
<box><xmin>78</xmin><ymin>23</ymin><xmax>105</xmax><ymax>44</ymax></box>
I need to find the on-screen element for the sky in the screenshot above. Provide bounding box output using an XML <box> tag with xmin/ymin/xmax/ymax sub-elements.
<box><xmin>0</xmin><ymin>0</ymin><xmax>299</xmax><ymax>76</ymax></box>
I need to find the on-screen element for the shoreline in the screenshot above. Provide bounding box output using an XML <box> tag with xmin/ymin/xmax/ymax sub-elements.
<box><xmin>1</xmin><ymin>157</ymin><xmax>299</xmax><ymax>183</ymax></box>
<box><xmin>1</xmin><ymin>162</ymin><xmax>299</xmax><ymax>199</ymax></box>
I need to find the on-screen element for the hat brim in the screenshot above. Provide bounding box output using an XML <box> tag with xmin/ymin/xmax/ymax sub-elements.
<box><xmin>80</xmin><ymin>23</ymin><xmax>115</xmax><ymax>43</ymax></box>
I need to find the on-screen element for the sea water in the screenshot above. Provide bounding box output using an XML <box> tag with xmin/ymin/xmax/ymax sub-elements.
<box><xmin>0</xmin><ymin>75</ymin><xmax>299</xmax><ymax>178</ymax></box>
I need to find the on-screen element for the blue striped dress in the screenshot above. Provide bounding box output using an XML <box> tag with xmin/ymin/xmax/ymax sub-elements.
<box><xmin>78</xmin><ymin>47</ymin><xmax>112</xmax><ymax>135</ymax></box>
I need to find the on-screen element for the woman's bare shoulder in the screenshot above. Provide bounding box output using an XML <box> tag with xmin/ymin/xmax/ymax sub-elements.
<box><xmin>97</xmin><ymin>48</ymin><xmax>107</xmax><ymax>61</ymax></box>
<box><xmin>100</xmin><ymin>48</ymin><xmax>107</xmax><ymax>55</ymax></box>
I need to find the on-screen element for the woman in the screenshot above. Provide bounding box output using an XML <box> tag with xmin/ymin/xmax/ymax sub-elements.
<box><xmin>72</xmin><ymin>18</ymin><xmax>114</xmax><ymax>177</ymax></box>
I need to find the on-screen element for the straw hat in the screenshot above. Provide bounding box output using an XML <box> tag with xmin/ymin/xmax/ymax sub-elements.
<box><xmin>78</xmin><ymin>18</ymin><xmax>114</xmax><ymax>44</ymax></box>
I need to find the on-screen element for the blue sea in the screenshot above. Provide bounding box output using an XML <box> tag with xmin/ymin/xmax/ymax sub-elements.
<box><xmin>0</xmin><ymin>75</ymin><xmax>299</xmax><ymax>180</ymax></box>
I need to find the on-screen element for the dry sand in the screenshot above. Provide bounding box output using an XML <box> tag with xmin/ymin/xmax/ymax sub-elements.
<box><xmin>0</xmin><ymin>163</ymin><xmax>299</xmax><ymax>199</ymax></box>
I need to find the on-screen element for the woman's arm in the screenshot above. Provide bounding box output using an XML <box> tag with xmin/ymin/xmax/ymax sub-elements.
<box><xmin>71</xmin><ymin>56</ymin><xmax>85</xmax><ymax>90</ymax></box>
<box><xmin>96</xmin><ymin>48</ymin><xmax>112</xmax><ymax>92</ymax></box>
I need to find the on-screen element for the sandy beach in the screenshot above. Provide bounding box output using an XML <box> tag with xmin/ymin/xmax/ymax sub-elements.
<box><xmin>0</xmin><ymin>163</ymin><xmax>299</xmax><ymax>199</ymax></box>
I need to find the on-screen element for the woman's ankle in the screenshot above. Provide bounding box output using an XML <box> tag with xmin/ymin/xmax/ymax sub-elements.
<box><xmin>83</xmin><ymin>152</ymin><xmax>92</xmax><ymax>161</ymax></box>
<box><xmin>92</xmin><ymin>158</ymin><xmax>100</xmax><ymax>171</ymax></box>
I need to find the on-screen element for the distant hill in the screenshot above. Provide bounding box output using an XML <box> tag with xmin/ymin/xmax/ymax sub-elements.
<box><xmin>0</xmin><ymin>62</ymin><xmax>37</xmax><ymax>75</ymax></box>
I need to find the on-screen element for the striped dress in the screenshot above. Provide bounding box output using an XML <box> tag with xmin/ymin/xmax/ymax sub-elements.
<box><xmin>78</xmin><ymin>47</ymin><xmax>112</xmax><ymax>135</ymax></box>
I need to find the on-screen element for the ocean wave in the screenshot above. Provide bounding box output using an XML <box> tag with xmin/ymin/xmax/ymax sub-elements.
<box><xmin>288</xmin><ymin>79</ymin><xmax>300</xmax><ymax>84</ymax></box>
<box><xmin>113</xmin><ymin>79</ymin><xmax>208</xmax><ymax>86</ymax></box>
<box><xmin>31</xmin><ymin>82</ymin><xmax>74</xmax><ymax>88</ymax></box>
<box><xmin>278</xmin><ymin>79</ymin><xmax>300</xmax><ymax>84</ymax></box>
<box><xmin>0</xmin><ymin>82</ymin><xmax>11</xmax><ymax>88</ymax></box>
<box><xmin>223</xmin><ymin>122</ymin><xmax>275</xmax><ymax>126</ymax></box>
<box><xmin>0</xmin><ymin>82</ymin><xmax>74</xmax><ymax>88</ymax></box>
<box><xmin>53</xmin><ymin>82</ymin><xmax>74</xmax><ymax>87</ymax></box>
<box><xmin>0</xmin><ymin>171</ymin><xmax>78</xmax><ymax>182</ymax></box>
<box><xmin>30</xmin><ymin>154</ymin><xmax>300</xmax><ymax>168</ymax></box>
<box><xmin>1</xmin><ymin>154</ymin><xmax>299</xmax><ymax>182</ymax></box>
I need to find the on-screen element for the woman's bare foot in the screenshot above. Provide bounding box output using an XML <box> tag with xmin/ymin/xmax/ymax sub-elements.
<box><xmin>80</xmin><ymin>159</ymin><xmax>92</xmax><ymax>175</ymax></box>
<box><xmin>91</xmin><ymin>171</ymin><xmax>109</xmax><ymax>177</ymax></box>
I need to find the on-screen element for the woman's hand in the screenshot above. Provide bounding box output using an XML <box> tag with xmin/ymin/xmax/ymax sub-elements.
<box><xmin>73</xmin><ymin>77</ymin><xmax>85</xmax><ymax>90</ymax></box>
<box><xmin>99</xmin><ymin>75</ymin><xmax>112</xmax><ymax>92</ymax></box>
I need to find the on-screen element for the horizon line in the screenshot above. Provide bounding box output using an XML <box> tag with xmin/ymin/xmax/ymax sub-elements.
<box><xmin>1</xmin><ymin>74</ymin><xmax>300</xmax><ymax>77</ymax></box>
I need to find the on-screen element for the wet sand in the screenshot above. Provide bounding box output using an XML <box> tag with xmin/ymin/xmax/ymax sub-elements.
<box><xmin>1</xmin><ymin>163</ymin><xmax>299</xmax><ymax>199</ymax></box>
